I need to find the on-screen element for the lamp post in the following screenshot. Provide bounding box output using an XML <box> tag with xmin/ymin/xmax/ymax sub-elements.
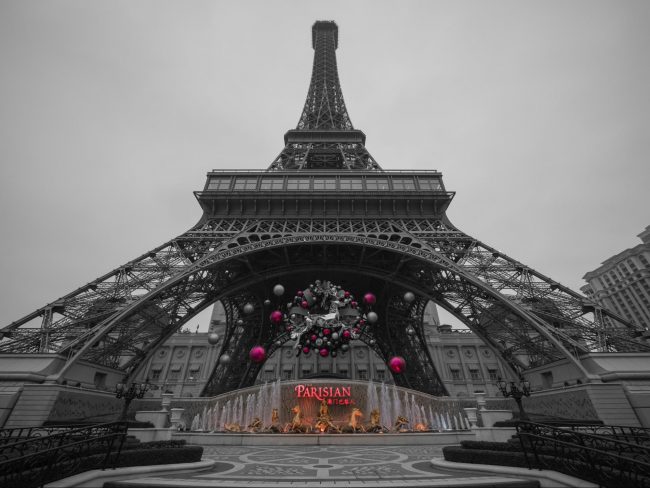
<box><xmin>115</xmin><ymin>378</ymin><xmax>150</xmax><ymax>421</ymax></box>
<box><xmin>496</xmin><ymin>377</ymin><xmax>531</xmax><ymax>421</ymax></box>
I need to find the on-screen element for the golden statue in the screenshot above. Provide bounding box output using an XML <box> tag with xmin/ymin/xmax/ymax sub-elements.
<box><xmin>341</xmin><ymin>407</ymin><xmax>364</xmax><ymax>433</ymax></box>
<box><xmin>268</xmin><ymin>408</ymin><xmax>282</xmax><ymax>433</ymax></box>
<box><xmin>314</xmin><ymin>399</ymin><xmax>340</xmax><ymax>433</ymax></box>
<box><xmin>247</xmin><ymin>417</ymin><xmax>263</xmax><ymax>432</ymax></box>
<box><xmin>394</xmin><ymin>415</ymin><xmax>410</xmax><ymax>432</ymax></box>
<box><xmin>365</xmin><ymin>408</ymin><xmax>387</xmax><ymax>433</ymax></box>
<box><xmin>285</xmin><ymin>405</ymin><xmax>310</xmax><ymax>433</ymax></box>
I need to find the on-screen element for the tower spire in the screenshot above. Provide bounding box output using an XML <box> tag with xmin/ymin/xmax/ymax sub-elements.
<box><xmin>268</xmin><ymin>20</ymin><xmax>381</xmax><ymax>171</ymax></box>
<box><xmin>297</xmin><ymin>21</ymin><xmax>352</xmax><ymax>130</ymax></box>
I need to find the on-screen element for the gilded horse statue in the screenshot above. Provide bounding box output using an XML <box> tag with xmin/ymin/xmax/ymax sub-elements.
<box><xmin>341</xmin><ymin>407</ymin><xmax>364</xmax><ymax>433</ymax></box>
<box><xmin>247</xmin><ymin>417</ymin><xmax>263</xmax><ymax>432</ymax></box>
<box><xmin>267</xmin><ymin>408</ymin><xmax>282</xmax><ymax>433</ymax></box>
<box><xmin>393</xmin><ymin>415</ymin><xmax>410</xmax><ymax>432</ymax></box>
<box><xmin>285</xmin><ymin>405</ymin><xmax>310</xmax><ymax>433</ymax></box>
<box><xmin>365</xmin><ymin>408</ymin><xmax>388</xmax><ymax>433</ymax></box>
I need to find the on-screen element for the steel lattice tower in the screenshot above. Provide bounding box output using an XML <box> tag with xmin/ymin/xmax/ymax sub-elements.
<box><xmin>1</xmin><ymin>21</ymin><xmax>648</xmax><ymax>397</ymax></box>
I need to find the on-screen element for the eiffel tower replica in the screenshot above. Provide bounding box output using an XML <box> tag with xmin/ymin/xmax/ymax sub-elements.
<box><xmin>1</xmin><ymin>21</ymin><xmax>648</xmax><ymax>398</ymax></box>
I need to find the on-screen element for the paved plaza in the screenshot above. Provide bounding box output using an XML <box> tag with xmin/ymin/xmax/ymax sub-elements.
<box><xmin>106</xmin><ymin>445</ymin><xmax>539</xmax><ymax>487</ymax></box>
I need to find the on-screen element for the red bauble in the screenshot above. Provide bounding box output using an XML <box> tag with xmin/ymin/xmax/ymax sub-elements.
<box><xmin>323</xmin><ymin>328</ymin><xmax>331</xmax><ymax>336</ymax></box>
<box><xmin>311</xmin><ymin>334</ymin><xmax>318</xmax><ymax>342</ymax></box>
<box><xmin>249</xmin><ymin>346</ymin><xmax>266</xmax><ymax>363</ymax></box>
<box><xmin>302</xmin><ymin>346</ymin><xmax>310</xmax><ymax>355</ymax></box>
<box><xmin>388</xmin><ymin>356</ymin><xmax>406</xmax><ymax>374</ymax></box>
<box><xmin>270</xmin><ymin>310</ymin><xmax>283</xmax><ymax>325</ymax></box>
<box><xmin>301</xmin><ymin>300</ymin><xmax>309</xmax><ymax>309</ymax></box>
<box><xmin>363</xmin><ymin>292</ymin><xmax>377</xmax><ymax>306</ymax></box>
<box><xmin>297</xmin><ymin>290</ymin><xmax>304</xmax><ymax>297</ymax></box>
<box><xmin>319</xmin><ymin>348</ymin><xmax>329</xmax><ymax>357</ymax></box>
<box><xmin>351</xmin><ymin>301</ymin><xmax>358</xmax><ymax>308</ymax></box>
<box><xmin>342</xmin><ymin>330</ymin><xmax>352</xmax><ymax>340</ymax></box>
<box><xmin>344</xmin><ymin>291</ymin><xmax>350</xmax><ymax>298</ymax></box>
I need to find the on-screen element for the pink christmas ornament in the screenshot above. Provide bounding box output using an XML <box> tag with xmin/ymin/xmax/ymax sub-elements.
<box><xmin>319</xmin><ymin>348</ymin><xmax>329</xmax><ymax>357</ymax></box>
<box><xmin>363</xmin><ymin>292</ymin><xmax>377</xmax><ymax>306</ymax></box>
<box><xmin>344</xmin><ymin>291</ymin><xmax>350</xmax><ymax>298</ymax></box>
<box><xmin>297</xmin><ymin>290</ymin><xmax>304</xmax><ymax>297</ymax></box>
<box><xmin>351</xmin><ymin>301</ymin><xmax>358</xmax><ymax>308</ymax></box>
<box><xmin>388</xmin><ymin>356</ymin><xmax>406</xmax><ymax>374</ymax></box>
<box><xmin>302</xmin><ymin>346</ymin><xmax>310</xmax><ymax>354</ymax></box>
<box><xmin>270</xmin><ymin>310</ymin><xmax>283</xmax><ymax>325</ymax></box>
<box><xmin>311</xmin><ymin>334</ymin><xmax>318</xmax><ymax>342</ymax></box>
<box><xmin>249</xmin><ymin>346</ymin><xmax>266</xmax><ymax>363</ymax></box>
<box><xmin>323</xmin><ymin>328</ymin><xmax>331</xmax><ymax>336</ymax></box>
<box><xmin>342</xmin><ymin>330</ymin><xmax>352</xmax><ymax>340</ymax></box>
<box><xmin>301</xmin><ymin>300</ymin><xmax>309</xmax><ymax>309</ymax></box>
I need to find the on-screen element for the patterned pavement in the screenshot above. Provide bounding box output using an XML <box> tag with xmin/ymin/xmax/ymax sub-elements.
<box><xmin>106</xmin><ymin>445</ymin><xmax>539</xmax><ymax>487</ymax></box>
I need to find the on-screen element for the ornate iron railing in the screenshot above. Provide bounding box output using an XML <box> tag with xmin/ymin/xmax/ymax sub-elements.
<box><xmin>566</xmin><ymin>424</ymin><xmax>650</xmax><ymax>447</ymax></box>
<box><xmin>0</xmin><ymin>422</ymin><xmax>127</xmax><ymax>488</ymax></box>
<box><xmin>517</xmin><ymin>421</ymin><xmax>650</xmax><ymax>488</ymax></box>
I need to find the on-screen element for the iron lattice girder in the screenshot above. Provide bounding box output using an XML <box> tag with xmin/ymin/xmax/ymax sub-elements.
<box><xmin>2</xmin><ymin>217</ymin><xmax>647</xmax><ymax>384</ymax></box>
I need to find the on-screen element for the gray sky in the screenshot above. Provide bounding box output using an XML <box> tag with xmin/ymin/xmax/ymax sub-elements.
<box><xmin>1</xmin><ymin>1</ymin><xmax>649</xmax><ymax>327</ymax></box>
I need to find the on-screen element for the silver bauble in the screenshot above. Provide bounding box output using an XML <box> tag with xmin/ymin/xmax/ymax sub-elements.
<box><xmin>275</xmin><ymin>340</ymin><xmax>282</xmax><ymax>347</ymax></box>
<box><xmin>236</xmin><ymin>319</ymin><xmax>244</xmax><ymax>326</ymax></box>
<box><xmin>331</xmin><ymin>332</ymin><xmax>339</xmax><ymax>341</ymax></box>
<box><xmin>264</xmin><ymin>299</ymin><xmax>271</xmax><ymax>306</ymax></box>
<box><xmin>406</xmin><ymin>327</ymin><xmax>415</xmax><ymax>335</ymax></box>
<box><xmin>369</xmin><ymin>339</ymin><xmax>376</xmax><ymax>346</ymax></box>
<box><xmin>243</xmin><ymin>303</ymin><xmax>255</xmax><ymax>315</ymax></box>
<box><xmin>273</xmin><ymin>284</ymin><xmax>285</xmax><ymax>296</ymax></box>
<box><xmin>366</xmin><ymin>311</ymin><xmax>379</xmax><ymax>324</ymax></box>
<box><xmin>218</xmin><ymin>354</ymin><xmax>231</xmax><ymax>365</ymax></box>
<box><xmin>207</xmin><ymin>332</ymin><xmax>220</xmax><ymax>345</ymax></box>
<box><xmin>315</xmin><ymin>338</ymin><xmax>323</xmax><ymax>346</ymax></box>
<box><xmin>341</xmin><ymin>344</ymin><xmax>349</xmax><ymax>352</ymax></box>
<box><xmin>404</xmin><ymin>291</ymin><xmax>416</xmax><ymax>303</ymax></box>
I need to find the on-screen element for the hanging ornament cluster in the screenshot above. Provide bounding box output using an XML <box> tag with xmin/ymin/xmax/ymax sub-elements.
<box><xmin>268</xmin><ymin>280</ymin><xmax>378</xmax><ymax>358</ymax></box>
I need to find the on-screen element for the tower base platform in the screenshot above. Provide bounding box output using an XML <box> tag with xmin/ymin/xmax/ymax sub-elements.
<box><xmin>172</xmin><ymin>430</ymin><xmax>476</xmax><ymax>446</ymax></box>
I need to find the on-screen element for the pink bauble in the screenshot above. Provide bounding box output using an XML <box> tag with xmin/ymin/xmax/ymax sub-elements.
<box><xmin>311</xmin><ymin>334</ymin><xmax>317</xmax><ymax>342</ymax></box>
<box><xmin>319</xmin><ymin>348</ymin><xmax>329</xmax><ymax>357</ymax></box>
<box><xmin>249</xmin><ymin>346</ymin><xmax>266</xmax><ymax>363</ymax></box>
<box><xmin>301</xmin><ymin>300</ymin><xmax>309</xmax><ymax>309</ymax></box>
<box><xmin>363</xmin><ymin>292</ymin><xmax>377</xmax><ymax>306</ymax></box>
<box><xmin>297</xmin><ymin>290</ymin><xmax>304</xmax><ymax>297</ymax></box>
<box><xmin>359</xmin><ymin>319</ymin><xmax>366</xmax><ymax>326</ymax></box>
<box><xmin>342</xmin><ymin>330</ymin><xmax>351</xmax><ymax>340</ymax></box>
<box><xmin>351</xmin><ymin>301</ymin><xmax>358</xmax><ymax>308</ymax></box>
<box><xmin>302</xmin><ymin>346</ymin><xmax>310</xmax><ymax>354</ymax></box>
<box><xmin>344</xmin><ymin>291</ymin><xmax>350</xmax><ymax>298</ymax></box>
<box><xmin>270</xmin><ymin>310</ymin><xmax>283</xmax><ymax>325</ymax></box>
<box><xmin>323</xmin><ymin>328</ymin><xmax>331</xmax><ymax>336</ymax></box>
<box><xmin>388</xmin><ymin>356</ymin><xmax>406</xmax><ymax>374</ymax></box>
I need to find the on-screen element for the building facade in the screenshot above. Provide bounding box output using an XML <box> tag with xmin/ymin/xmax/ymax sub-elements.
<box><xmin>139</xmin><ymin>302</ymin><xmax>513</xmax><ymax>399</ymax></box>
<box><xmin>582</xmin><ymin>225</ymin><xmax>650</xmax><ymax>329</ymax></box>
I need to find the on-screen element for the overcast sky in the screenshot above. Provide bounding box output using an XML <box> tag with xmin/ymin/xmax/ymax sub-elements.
<box><xmin>1</xmin><ymin>1</ymin><xmax>649</xmax><ymax>328</ymax></box>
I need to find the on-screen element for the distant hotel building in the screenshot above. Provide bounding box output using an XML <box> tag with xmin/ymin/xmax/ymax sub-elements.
<box><xmin>140</xmin><ymin>302</ymin><xmax>514</xmax><ymax>399</ymax></box>
<box><xmin>581</xmin><ymin>225</ymin><xmax>650</xmax><ymax>328</ymax></box>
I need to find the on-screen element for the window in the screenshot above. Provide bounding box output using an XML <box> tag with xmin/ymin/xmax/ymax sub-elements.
<box><xmin>168</xmin><ymin>365</ymin><xmax>182</xmax><ymax>381</ymax></box>
<box><xmin>375</xmin><ymin>369</ymin><xmax>385</xmax><ymax>381</ymax></box>
<box><xmin>207</xmin><ymin>177</ymin><xmax>231</xmax><ymax>190</ymax></box>
<box><xmin>487</xmin><ymin>369</ymin><xmax>498</xmax><ymax>381</ymax></box>
<box><xmin>357</xmin><ymin>369</ymin><xmax>368</xmax><ymax>380</ymax></box>
<box><xmin>93</xmin><ymin>372</ymin><xmax>107</xmax><ymax>389</ymax></box>
<box><xmin>340</xmin><ymin>178</ymin><xmax>363</xmax><ymax>190</ymax></box>
<box><xmin>150</xmin><ymin>369</ymin><xmax>162</xmax><ymax>382</ymax></box>
<box><xmin>313</xmin><ymin>178</ymin><xmax>337</xmax><ymax>190</ymax></box>
<box><xmin>338</xmin><ymin>368</ymin><xmax>348</xmax><ymax>378</ymax></box>
<box><xmin>287</xmin><ymin>178</ymin><xmax>311</xmax><ymax>190</ymax></box>
<box><xmin>282</xmin><ymin>368</ymin><xmax>293</xmax><ymax>380</ymax></box>
<box><xmin>469</xmin><ymin>369</ymin><xmax>481</xmax><ymax>381</ymax></box>
<box><xmin>259</xmin><ymin>178</ymin><xmax>284</xmax><ymax>190</ymax></box>
<box><xmin>450</xmin><ymin>368</ymin><xmax>462</xmax><ymax>380</ymax></box>
<box><xmin>365</xmin><ymin>178</ymin><xmax>390</xmax><ymax>190</ymax></box>
<box><xmin>391</xmin><ymin>178</ymin><xmax>416</xmax><ymax>190</ymax></box>
<box><xmin>232</xmin><ymin>177</ymin><xmax>258</xmax><ymax>190</ymax></box>
<box><xmin>417</xmin><ymin>177</ymin><xmax>442</xmax><ymax>191</ymax></box>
